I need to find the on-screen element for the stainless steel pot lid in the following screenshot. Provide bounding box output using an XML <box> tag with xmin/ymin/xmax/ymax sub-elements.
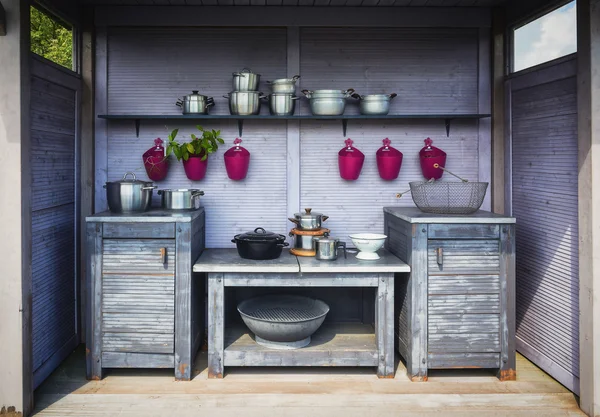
<box><xmin>107</xmin><ymin>172</ymin><xmax>152</xmax><ymax>186</ymax></box>
<box><xmin>234</xmin><ymin>227</ymin><xmax>285</xmax><ymax>242</ymax></box>
<box><xmin>312</xmin><ymin>232</ymin><xmax>338</xmax><ymax>243</ymax></box>
<box><xmin>232</xmin><ymin>68</ymin><xmax>261</xmax><ymax>76</ymax></box>
<box><xmin>294</xmin><ymin>208</ymin><xmax>324</xmax><ymax>218</ymax></box>
<box><xmin>158</xmin><ymin>188</ymin><xmax>204</xmax><ymax>194</ymax></box>
<box><xmin>268</xmin><ymin>75</ymin><xmax>300</xmax><ymax>84</ymax></box>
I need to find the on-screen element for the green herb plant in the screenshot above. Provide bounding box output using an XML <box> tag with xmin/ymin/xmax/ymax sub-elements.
<box><xmin>166</xmin><ymin>126</ymin><xmax>225</xmax><ymax>162</ymax></box>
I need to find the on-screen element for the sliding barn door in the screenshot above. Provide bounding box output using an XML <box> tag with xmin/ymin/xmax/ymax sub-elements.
<box><xmin>30</xmin><ymin>55</ymin><xmax>81</xmax><ymax>388</ymax></box>
<box><xmin>509</xmin><ymin>57</ymin><xmax>579</xmax><ymax>394</ymax></box>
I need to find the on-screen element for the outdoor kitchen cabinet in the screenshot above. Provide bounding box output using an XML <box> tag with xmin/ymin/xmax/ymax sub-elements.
<box><xmin>85</xmin><ymin>209</ymin><xmax>205</xmax><ymax>381</ymax></box>
<box><xmin>383</xmin><ymin>207</ymin><xmax>516</xmax><ymax>382</ymax></box>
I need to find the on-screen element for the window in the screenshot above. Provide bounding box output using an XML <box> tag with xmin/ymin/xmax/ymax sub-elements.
<box><xmin>512</xmin><ymin>1</ymin><xmax>577</xmax><ymax>72</ymax></box>
<box><xmin>30</xmin><ymin>5</ymin><xmax>73</xmax><ymax>70</ymax></box>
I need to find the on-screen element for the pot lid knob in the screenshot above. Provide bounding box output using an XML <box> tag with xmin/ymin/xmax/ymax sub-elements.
<box><xmin>305</xmin><ymin>208</ymin><xmax>312</xmax><ymax>214</ymax></box>
<box><xmin>254</xmin><ymin>227</ymin><xmax>266</xmax><ymax>234</ymax></box>
<box><xmin>192</xmin><ymin>90</ymin><xmax>199</xmax><ymax>94</ymax></box>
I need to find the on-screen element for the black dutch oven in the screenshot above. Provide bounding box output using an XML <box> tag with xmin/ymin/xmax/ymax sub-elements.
<box><xmin>232</xmin><ymin>227</ymin><xmax>289</xmax><ymax>260</ymax></box>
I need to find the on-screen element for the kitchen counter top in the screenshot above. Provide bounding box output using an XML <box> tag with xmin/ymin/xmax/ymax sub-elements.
<box><xmin>297</xmin><ymin>249</ymin><xmax>410</xmax><ymax>273</ymax></box>
<box><xmin>193</xmin><ymin>248</ymin><xmax>409</xmax><ymax>274</ymax></box>
<box><xmin>86</xmin><ymin>208</ymin><xmax>205</xmax><ymax>223</ymax></box>
<box><xmin>383</xmin><ymin>207</ymin><xmax>516</xmax><ymax>224</ymax></box>
<box><xmin>193</xmin><ymin>248</ymin><xmax>300</xmax><ymax>273</ymax></box>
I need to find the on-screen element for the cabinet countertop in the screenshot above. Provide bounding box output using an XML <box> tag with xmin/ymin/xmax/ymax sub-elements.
<box><xmin>383</xmin><ymin>207</ymin><xmax>516</xmax><ymax>224</ymax></box>
<box><xmin>86</xmin><ymin>208</ymin><xmax>205</xmax><ymax>223</ymax></box>
<box><xmin>193</xmin><ymin>248</ymin><xmax>409</xmax><ymax>273</ymax></box>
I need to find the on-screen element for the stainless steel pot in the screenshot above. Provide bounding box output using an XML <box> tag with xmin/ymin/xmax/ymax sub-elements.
<box><xmin>104</xmin><ymin>172</ymin><xmax>155</xmax><ymax>213</ymax></box>
<box><xmin>224</xmin><ymin>91</ymin><xmax>266</xmax><ymax>116</ymax></box>
<box><xmin>302</xmin><ymin>89</ymin><xmax>355</xmax><ymax>116</ymax></box>
<box><xmin>290</xmin><ymin>232</ymin><xmax>317</xmax><ymax>250</ymax></box>
<box><xmin>267</xmin><ymin>75</ymin><xmax>300</xmax><ymax>94</ymax></box>
<box><xmin>288</xmin><ymin>208</ymin><xmax>329</xmax><ymax>230</ymax></box>
<box><xmin>232</xmin><ymin>68</ymin><xmax>261</xmax><ymax>92</ymax></box>
<box><xmin>158</xmin><ymin>189</ymin><xmax>204</xmax><ymax>210</ymax></box>
<box><xmin>352</xmin><ymin>93</ymin><xmax>397</xmax><ymax>115</ymax></box>
<box><xmin>176</xmin><ymin>91</ymin><xmax>215</xmax><ymax>115</ymax></box>
<box><xmin>269</xmin><ymin>93</ymin><xmax>299</xmax><ymax>116</ymax></box>
<box><xmin>313</xmin><ymin>233</ymin><xmax>347</xmax><ymax>261</ymax></box>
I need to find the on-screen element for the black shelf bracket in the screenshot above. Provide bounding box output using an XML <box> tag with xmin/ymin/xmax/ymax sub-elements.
<box><xmin>237</xmin><ymin>119</ymin><xmax>244</xmax><ymax>137</ymax></box>
<box><xmin>135</xmin><ymin>119</ymin><xmax>141</xmax><ymax>137</ymax></box>
<box><xmin>342</xmin><ymin>119</ymin><xmax>348</xmax><ymax>136</ymax></box>
<box><xmin>444</xmin><ymin>118</ymin><xmax>452</xmax><ymax>137</ymax></box>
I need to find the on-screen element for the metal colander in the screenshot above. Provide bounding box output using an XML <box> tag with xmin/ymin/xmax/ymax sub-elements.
<box><xmin>409</xmin><ymin>181</ymin><xmax>489</xmax><ymax>214</ymax></box>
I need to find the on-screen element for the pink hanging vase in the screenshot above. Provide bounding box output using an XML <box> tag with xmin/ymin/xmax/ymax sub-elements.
<box><xmin>338</xmin><ymin>138</ymin><xmax>365</xmax><ymax>181</ymax></box>
<box><xmin>224</xmin><ymin>138</ymin><xmax>250</xmax><ymax>181</ymax></box>
<box><xmin>376</xmin><ymin>138</ymin><xmax>403</xmax><ymax>181</ymax></box>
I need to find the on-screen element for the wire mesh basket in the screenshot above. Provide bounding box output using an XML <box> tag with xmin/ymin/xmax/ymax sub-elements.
<box><xmin>409</xmin><ymin>181</ymin><xmax>489</xmax><ymax>215</ymax></box>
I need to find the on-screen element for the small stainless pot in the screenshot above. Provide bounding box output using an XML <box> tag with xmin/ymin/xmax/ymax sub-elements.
<box><xmin>313</xmin><ymin>233</ymin><xmax>347</xmax><ymax>261</ymax></box>
<box><xmin>269</xmin><ymin>93</ymin><xmax>299</xmax><ymax>116</ymax></box>
<box><xmin>104</xmin><ymin>172</ymin><xmax>156</xmax><ymax>213</ymax></box>
<box><xmin>224</xmin><ymin>91</ymin><xmax>267</xmax><ymax>115</ymax></box>
<box><xmin>302</xmin><ymin>89</ymin><xmax>355</xmax><ymax>116</ymax></box>
<box><xmin>267</xmin><ymin>75</ymin><xmax>300</xmax><ymax>94</ymax></box>
<box><xmin>288</xmin><ymin>208</ymin><xmax>329</xmax><ymax>230</ymax></box>
<box><xmin>176</xmin><ymin>91</ymin><xmax>215</xmax><ymax>115</ymax></box>
<box><xmin>232</xmin><ymin>68</ymin><xmax>261</xmax><ymax>92</ymax></box>
<box><xmin>158</xmin><ymin>189</ymin><xmax>204</xmax><ymax>210</ymax></box>
<box><xmin>352</xmin><ymin>93</ymin><xmax>397</xmax><ymax>115</ymax></box>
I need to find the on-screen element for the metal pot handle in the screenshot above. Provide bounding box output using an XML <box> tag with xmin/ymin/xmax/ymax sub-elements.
<box><xmin>205</xmin><ymin>101</ymin><xmax>215</xmax><ymax>109</ymax></box>
<box><xmin>288</xmin><ymin>218</ymin><xmax>300</xmax><ymax>226</ymax></box>
<box><xmin>291</xmin><ymin>96</ymin><xmax>300</xmax><ymax>100</ymax></box>
<box><xmin>388</xmin><ymin>93</ymin><xmax>398</xmax><ymax>100</ymax></box>
<box><xmin>223</xmin><ymin>94</ymin><xmax>230</xmax><ymax>99</ymax></box>
<box><xmin>142</xmin><ymin>186</ymin><xmax>157</xmax><ymax>190</ymax></box>
<box><xmin>351</xmin><ymin>93</ymin><xmax>362</xmax><ymax>100</ymax></box>
<box><xmin>301</xmin><ymin>89</ymin><xmax>313</xmax><ymax>98</ymax></box>
<box><xmin>176</xmin><ymin>99</ymin><xmax>183</xmax><ymax>107</ymax></box>
<box><xmin>337</xmin><ymin>241</ymin><xmax>347</xmax><ymax>259</ymax></box>
<box><xmin>259</xmin><ymin>94</ymin><xmax>268</xmax><ymax>100</ymax></box>
<box><xmin>192</xmin><ymin>190</ymin><xmax>205</xmax><ymax>197</ymax></box>
<box><xmin>157</xmin><ymin>190</ymin><xmax>163</xmax><ymax>195</ymax></box>
<box><xmin>291</xmin><ymin>75</ymin><xmax>301</xmax><ymax>82</ymax></box>
<box><xmin>322</xmin><ymin>215</ymin><xmax>329</xmax><ymax>222</ymax></box>
<box><xmin>344</xmin><ymin>88</ymin><xmax>356</xmax><ymax>97</ymax></box>
<box><xmin>232</xmin><ymin>67</ymin><xmax>253</xmax><ymax>77</ymax></box>
<box><xmin>278</xmin><ymin>242</ymin><xmax>290</xmax><ymax>248</ymax></box>
<box><xmin>122</xmin><ymin>172</ymin><xmax>137</xmax><ymax>180</ymax></box>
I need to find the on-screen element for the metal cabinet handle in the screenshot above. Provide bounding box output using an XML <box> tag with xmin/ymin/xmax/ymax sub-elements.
<box><xmin>160</xmin><ymin>247</ymin><xmax>167</xmax><ymax>265</ymax></box>
<box><xmin>436</xmin><ymin>247</ymin><xmax>443</xmax><ymax>266</ymax></box>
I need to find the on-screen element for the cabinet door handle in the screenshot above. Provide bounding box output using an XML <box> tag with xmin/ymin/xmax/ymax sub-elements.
<box><xmin>436</xmin><ymin>247</ymin><xmax>443</xmax><ymax>266</ymax></box>
<box><xmin>160</xmin><ymin>247</ymin><xmax>167</xmax><ymax>265</ymax></box>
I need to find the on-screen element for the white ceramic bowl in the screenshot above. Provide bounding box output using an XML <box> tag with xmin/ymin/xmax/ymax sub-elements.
<box><xmin>349</xmin><ymin>233</ymin><xmax>387</xmax><ymax>260</ymax></box>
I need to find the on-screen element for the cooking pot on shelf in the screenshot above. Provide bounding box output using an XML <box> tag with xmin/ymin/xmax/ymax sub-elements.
<box><xmin>313</xmin><ymin>232</ymin><xmax>346</xmax><ymax>261</ymax></box>
<box><xmin>232</xmin><ymin>68</ymin><xmax>261</xmax><ymax>92</ymax></box>
<box><xmin>269</xmin><ymin>93</ymin><xmax>299</xmax><ymax>116</ymax></box>
<box><xmin>224</xmin><ymin>91</ymin><xmax>266</xmax><ymax>116</ymax></box>
<box><xmin>351</xmin><ymin>92</ymin><xmax>397</xmax><ymax>115</ymax></box>
<box><xmin>288</xmin><ymin>208</ymin><xmax>329</xmax><ymax>230</ymax></box>
<box><xmin>266</xmin><ymin>75</ymin><xmax>300</xmax><ymax>94</ymax></box>
<box><xmin>104</xmin><ymin>172</ymin><xmax>156</xmax><ymax>213</ymax></box>
<box><xmin>289</xmin><ymin>227</ymin><xmax>329</xmax><ymax>251</ymax></box>
<box><xmin>158</xmin><ymin>189</ymin><xmax>204</xmax><ymax>210</ymax></box>
<box><xmin>419</xmin><ymin>137</ymin><xmax>447</xmax><ymax>180</ymax></box>
<box><xmin>176</xmin><ymin>91</ymin><xmax>214</xmax><ymax>115</ymax></box>
<box><xmin>302</xmin><ymin>89</ymin><xmax>355</xmax><ymax>116</ymax></box>
<box><xmin>232</xmin><ymin>227</ymin><xmax>289</xmax><ymax>260</ymax></box>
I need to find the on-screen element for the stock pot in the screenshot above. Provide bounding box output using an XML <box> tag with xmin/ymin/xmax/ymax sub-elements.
<box><xmin>232</xmin><ymin>68</ymin><xmax>261</xmax><ymax>92</ymax></box>
<box><xmin>302</xmin><ymin>89</ymin><xmax>355</xmax><ymax>116</ymax></box>
<box><xmin>176</xmin><ymin>91</ymin><xmax>214</xmax><ymax>114</ymax></box>
<box><xmin>224</xmin><ymin>91</ymin><xmax>266</xmax><ymax>115</ymax></box>
<box><xmin>267</xmin><ymin>75</ymin><xmax>300</xmax><ymax>94</ymax></box>
<box><xmin>288</xmin><ymin>208</ymin><xmax>329</xmax><ymax>230</ymax></box>
<box><xmin>104</xmin><ymin>172</ymin><xmax>155</xmax><ymax>213</ymax></box>
<box><xmin>158</xmin><ymin>189</ymin><xmax>204</xmax><ymax>210</ymax></box>
<box><xmin>352</xmin><ymin>93</ymin><xmax>397</xmax><ymax>115</ymax></box>
<box><xmin>232</xmin><ymin>227</ymin><xmax>289</xmax><ymax>260</ymax></box>
<box><xmin>269</xmin><ymin>93</ymin><xmax>299</xmax><ymax>116</ymax></box>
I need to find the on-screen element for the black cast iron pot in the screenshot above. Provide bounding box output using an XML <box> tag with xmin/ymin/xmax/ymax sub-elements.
<box><xmin>232</xmin><ymin>227</ymin><xmax>289</xmax><ymax>260</ymax></box>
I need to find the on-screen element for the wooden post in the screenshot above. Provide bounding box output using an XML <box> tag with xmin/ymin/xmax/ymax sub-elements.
<box><xmin>86</xmin><ymin>223</ymin><xmax>103</xmax><ymax>381</ymax></box>
<box><xmin>376</xmin><ymin>274</ymin><xmax>395</xmax><ymax>378</ymax></box>
<box><xmin>0</xmin><ymin>0</ymin><xmax>32</xmax><ymax>414</ymax></box>
<box><xmin>408</xmin><ymin>224</ymin><xmax>428</xmax><ymax>381</ymax></box>
<box><xmin>577</xmin><ymin>0</ymin><xmax>600</xmax><ymax>414</ymax></box>
<box><xmin>208</xmin><ymin>273</ymin><xmax>225</xmax><ymax>378</ymax></box>
<box><xmin>175</xmin><ymin>224</ymin><xmax>192</xmax><ymax>380</ymax></box>
<box><xmin>491</xmin><ymin>7</ymin><xmax>506</xmax><ymax>215</ymax></box>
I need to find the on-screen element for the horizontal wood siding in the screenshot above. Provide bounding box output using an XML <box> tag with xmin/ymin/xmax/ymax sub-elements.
<box><xmin>427</xmin><ymin>240</ymin><xmax>500</xmax><ymax>274</ymax></box>
<box><xmin>511</xmin><ymin>74</ymin><xmax>579</xmax><ymax>391</ymax></box>
<box><xmin>105</xmin><ymin>28</ymin><xmax>288</xmax><ymax>248</ymax></box>
<box><xmin>102</xmin><ymin>239</ymin><xmax>176</xmax><ymax>274</ymax></box>
<box><xmin>31</xmin><ymin>74</ymin><xmax>77</xmax><ymax>376</ymax></box>
<box><xmin>299</xmin><ymin>28</ymin><xmax>481</xmax><ymax>243</ymax></box>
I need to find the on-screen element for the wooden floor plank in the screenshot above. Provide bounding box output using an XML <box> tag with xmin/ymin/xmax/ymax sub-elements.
<box><xmin>33</xmin><ymin>347</ymin><xmax>584</xmax><ymax>416</ymax></box>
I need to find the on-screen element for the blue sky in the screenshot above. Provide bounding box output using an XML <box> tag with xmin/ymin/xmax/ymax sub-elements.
<box><xmin>513</xmin><ymin>1</ymin><xmax>577</xmax><ymax>72</ymax></box>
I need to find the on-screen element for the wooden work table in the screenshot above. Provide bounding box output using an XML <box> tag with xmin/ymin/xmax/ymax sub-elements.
<box><xmin>193</xmin><ymin>248</ymin><xmax>410</xmax><ymax>379</ymax></box>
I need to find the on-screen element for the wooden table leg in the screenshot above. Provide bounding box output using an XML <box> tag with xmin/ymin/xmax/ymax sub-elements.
<box><xmin>175</xmin><ymin>223</ymin><xmax>192</xmax><ymax>381</ymax></box>
<box><xmin>208</xmin><ymin>272</ymin><xmax>224</xmax><ymax>379</ymax></box>
<box><xmin>377</xmin><ymin>273</ymin><xmax>395</xmax><ymax>378</ymax></box>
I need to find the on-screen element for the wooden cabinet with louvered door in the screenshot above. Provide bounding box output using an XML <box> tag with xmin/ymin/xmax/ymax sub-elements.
<box><xmin>383</xmin><ymin>207</ymin><xmax>515</xmax><ymax>382</ymax></box>
<box><xmin>86</xmin><ymin>210</ymin><xmax>205</xmax><ymax>381</ymax></box>
<box><xmin>101</xmin><ymin>239</ymin><xmax>176</xmax><ymax>355</ymax></box>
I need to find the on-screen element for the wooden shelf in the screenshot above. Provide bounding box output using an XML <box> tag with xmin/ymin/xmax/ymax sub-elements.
<box><xmin>98</xmin><ymin>113</ymin><xmax>491</xmax><ymax>137</ymax></box>
<box><xmin>223</xmin><ymin>323</ymin><xmax>378</xmax><ymax>367</ymax></box>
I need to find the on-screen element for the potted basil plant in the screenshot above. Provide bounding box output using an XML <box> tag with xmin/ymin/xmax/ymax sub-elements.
<box><xmin>166</xmin><ymin>126</ymin><xmax>225</xmax><ymax>181</ymax></box>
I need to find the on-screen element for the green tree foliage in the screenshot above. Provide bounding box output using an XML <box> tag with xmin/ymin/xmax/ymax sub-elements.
<box><xmin>30</xmin><ymin>6</ymin><xmax>73</xmax><ymax>69</ymax></box>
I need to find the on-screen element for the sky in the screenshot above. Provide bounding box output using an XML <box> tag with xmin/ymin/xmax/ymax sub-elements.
<box><xmin>513</xmin><ymin>1</ymin><xmax>577</xmax><ymax>72</ymax></box>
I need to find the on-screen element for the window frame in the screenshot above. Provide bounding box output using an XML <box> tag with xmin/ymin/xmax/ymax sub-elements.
<box><xmin>30</xmin><ymin>1</ymin><xmax>80</xmax><ymax>74</ymax></box>
<box><xmin>508</xmin><ymin>0</ymin><xmax>576</xmax><ymax>74</ymax></box>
